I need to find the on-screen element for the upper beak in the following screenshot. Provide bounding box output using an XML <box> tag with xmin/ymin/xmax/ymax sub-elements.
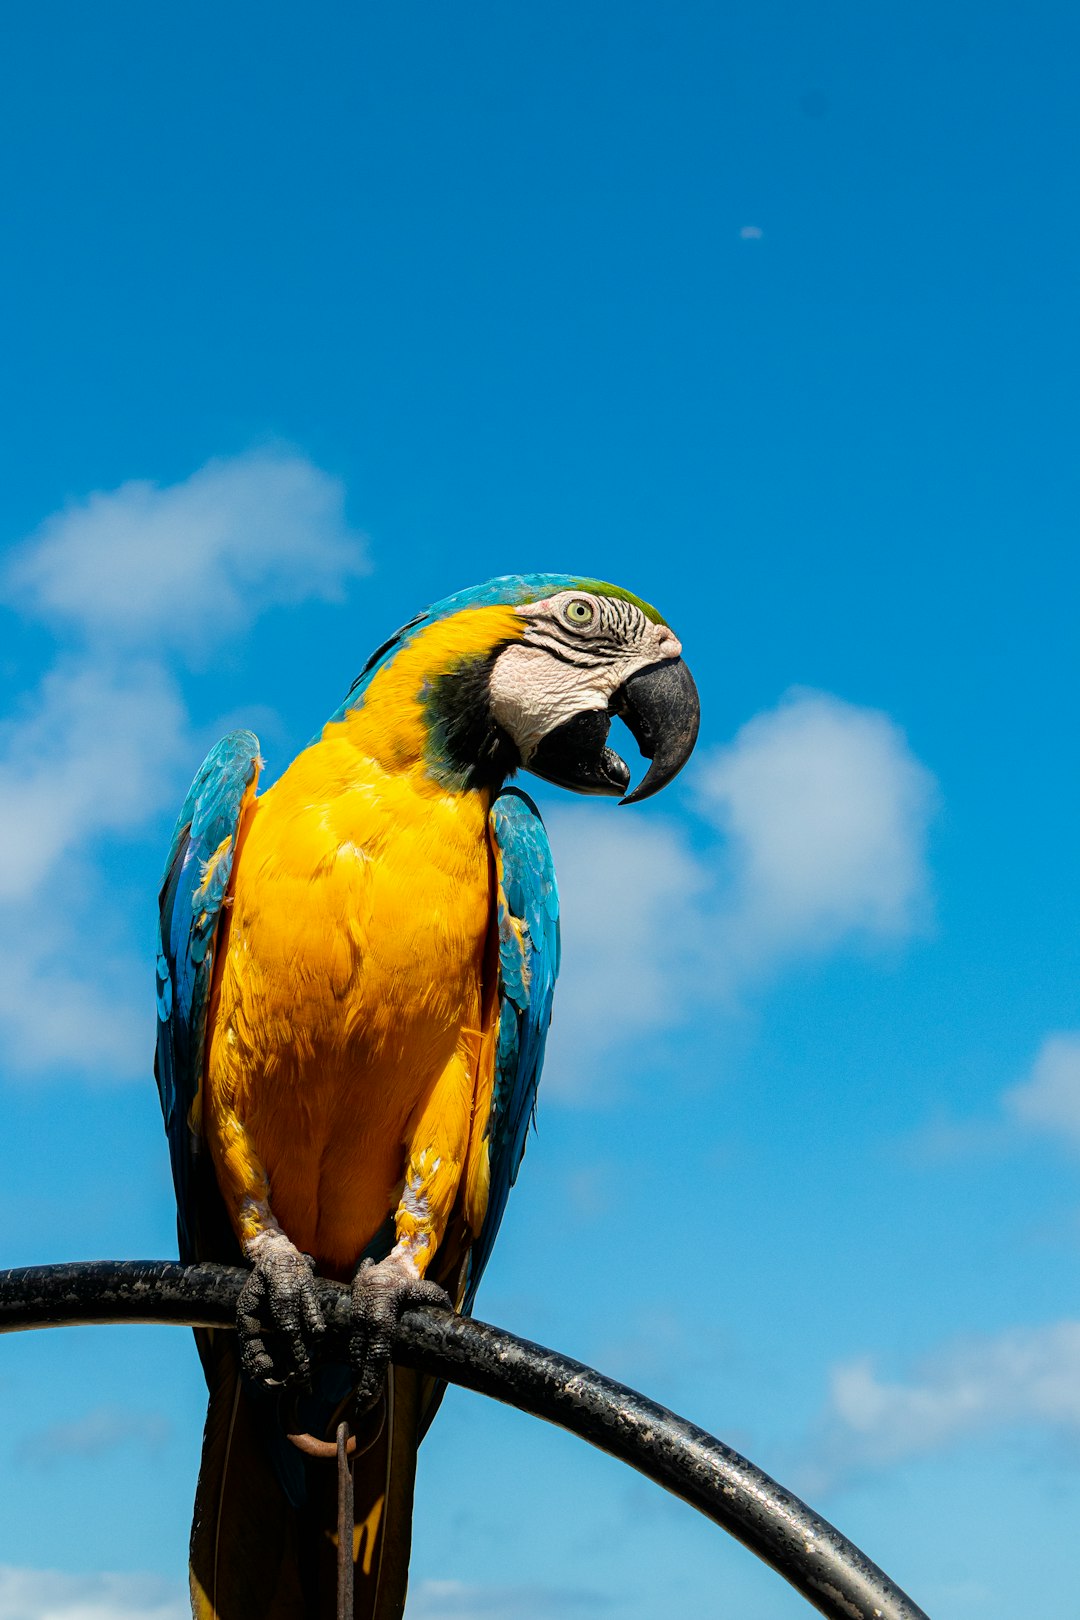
<box><xmin>525</xmin><ymin>656</ymin><xmax>700</xmax><ymax>803</ymax></box>
<box><xmin>614</xmin><ymin>656</ymin><xmax>700</xmax><ymax>803</ymax></box>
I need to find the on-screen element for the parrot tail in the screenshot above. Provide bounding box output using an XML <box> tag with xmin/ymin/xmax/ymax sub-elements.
<box><xmin>189</xmin><ymin>1334</ymin><xmax>423</xmax><ymax>1620</ymax></box>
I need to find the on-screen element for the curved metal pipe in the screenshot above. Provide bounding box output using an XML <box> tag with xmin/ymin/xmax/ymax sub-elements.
<box><xmin>0</xmin><ymin>1261</ymin><xmax>930</xmax><ymax>1620</ymax></box>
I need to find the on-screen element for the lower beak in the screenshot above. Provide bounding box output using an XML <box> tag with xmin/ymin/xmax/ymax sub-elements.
<box><xmin>526</xmin><ymin>708</ymin><xmax>632</xmax><ymax>797</ymax></box>
<box><xmin>525</xmin><ymin>657</ymin><xmax>700</xmax><ymax>803</ymax></box>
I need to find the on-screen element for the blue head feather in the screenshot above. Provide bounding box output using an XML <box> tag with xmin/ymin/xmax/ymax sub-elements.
<box><xmin>322</xmin><ymin>572</ymin><xmax>580</xmax><ymax>727</ymax></box>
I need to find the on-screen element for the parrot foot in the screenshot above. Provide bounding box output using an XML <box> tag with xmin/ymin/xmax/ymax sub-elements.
<box><xmin>237</xmin><ymin>1229</ymin><xmax>325</xmax><ymax>1389</ymax></box>
<box><xmin>350</xmin><ymin>1255</ymin><xmax>451</xmax><ymax>1409</ymax></box>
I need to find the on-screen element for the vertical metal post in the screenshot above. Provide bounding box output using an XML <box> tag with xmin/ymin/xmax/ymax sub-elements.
<box><xmin>336</xmin><ymin>1420</ymin><xmax>354</xmax><ymax>1620</ymax></box>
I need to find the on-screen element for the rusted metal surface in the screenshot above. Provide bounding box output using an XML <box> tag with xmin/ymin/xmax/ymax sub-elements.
<box><xmin>286</xmin><ymin>1415</ymin><xmax>357</xmax><ymax>1616</ymax></box>
<box><xmin>0</xmin><ymin>1261</ymin><xmax>931</xmax><ymax>1620</ymax></box>
<box><xmin>336</xmin><ymin>1420</ymin><xmax>354</xmax><ymax>1620</ymax></box>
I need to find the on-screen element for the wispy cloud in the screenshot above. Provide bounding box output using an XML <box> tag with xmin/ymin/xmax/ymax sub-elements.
<box><xmin>0</xmin><ymin>1568</ymin><xmax>186</xmax><ymax>1620</ymax></box>
<box><xmin>0</xmin><ymin>659</ymin><xmax>189</xmax><ymax>904</ymax></box>
<box><xmin>544</xmin><ymin>808</ymin><xmax>709</xmax><ymax>1084</ymax></box>
<box><xmin>545</xmin><ymin>690</ymin><xmax>936</xmax><ymax>1095</ymax></box>
<box><xmin>899</xmin><ymin>1110</ymin><xmax>1012</xmax><ymax>1165</ymax></box>
<box><xmin>904</xmin><ymin>1031</ymin><xmax>1080</xmax><ymax>1165</ymax></box>
<box><xmin>1004</xmin><ymin>1033</ymin><xmax>1080</xmax><ymax>1149</ymax></box>
<box><xmin>15</xmin><ymin>1406</ymin><xmax>169</xmax><ymax>1468</ymax></box>
<box><xmin>812</xmin><ymin>1320</ymin><xmax>1080</xmax><ymax>1483</ymax></box>
<box><xmin>0</xmin><ymin>450</ymin><xmax>366</xmax><ymax>1080</ymax></box>
<box><xmin>0</xmin><ymin>917</ymin><xmax>152</xmax><ymax>1077</ymax></box>
<box><xmin>5</xmin><ymin>448</ymin><xmax>367</xmax><ymax>653</ymax></box>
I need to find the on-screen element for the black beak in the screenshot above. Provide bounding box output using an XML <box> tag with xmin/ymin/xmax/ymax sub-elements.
<box><xmin>525</xmin><ymin>657</ymin><xmax>700</xmax><ymax>804</ymax></box>
<box><xmin>614</xmin><ymin>656</ymin><xmax>700</xmax><ymax>803</ymax></box>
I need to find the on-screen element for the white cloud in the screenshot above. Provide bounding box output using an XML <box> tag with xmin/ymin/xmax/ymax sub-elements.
<box><xmin>542</xmin><ymin>808</ymin><xmax>709</xmax><ymax>1090</ymax></box>
<box><xmin>0</xmin><ymin>450</ymin><xmax>365</xmax><ymax>1079</ymax></box>
<box><xmin>902</xmin><ymin>1032</ymin><xmax>1080</xmax><ymax>1166</ymax></box>
<box><xmin>699</xmin><ymin>691</ymin><xmax>935</xmax><ymax>965</ymax></box>
<box><xmin>0</xmin><ymin>659</ymin><xmax>190</xmax><ymax>1078</ymax></box>
<box><xmin>0</xmin><ymin>911</ymin><xmax>150</xmax><ymax>1077</ymax></box>
<box><xmin>816</xmin><ymin>1320</ymin><xmax>1080</xmax><ymax>1479</ymax></box>
<box><xmin>0</xmin><ymin>659</ymin><xmax>190</xmax><ymax>903</ymax></box>
<box><xmin>544</xmin><ymin>690</ymin><xmax>936</xmax><ymax>1096</ymax></box>
<box><xmin>5</xmin><ymin>449</ymin><xmax>367</xmax><ymax>652</ymax></box>
<box><xmin>1004</xmin><ymin>1033</ymin><xmax>1080</xmax><ymax>1148</ymax></box>
<box><xmin>0</xmin><ymin>1568</ymin><xmax>186</xmax><ymax>1620</ymax></box>
<box><xmin>899</xmin><ymin>1110</ymin><xmax>1012</xmax><ymax>1165</ymax></box>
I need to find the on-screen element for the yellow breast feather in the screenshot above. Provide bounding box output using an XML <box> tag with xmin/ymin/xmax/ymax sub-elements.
<box><xmin>203</xmin><ymin>602</ymin><xmax>522</xmax><ymax>1272</ymax></box>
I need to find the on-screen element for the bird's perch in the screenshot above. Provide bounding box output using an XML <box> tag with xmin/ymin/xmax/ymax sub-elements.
<box><xmin>0</xmin><ymin>1261</ymin><xmax>929</xmax><ymax>1620</ymax></box>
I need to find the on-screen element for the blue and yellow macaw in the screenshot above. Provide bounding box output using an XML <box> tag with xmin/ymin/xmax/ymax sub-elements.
<box><xmin>155</xmin><ymin>574</ymin><xmax>698</xmax><ymax>1620</ymax></box>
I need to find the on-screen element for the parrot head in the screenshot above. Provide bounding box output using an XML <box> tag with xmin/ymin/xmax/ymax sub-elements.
<box><xmin>485</xmin><ymin>580</ymin><xmax>698</xmax><ymax>804</ymax></box>
<box><xmin>337</xmin><ymin>573</ymin><xmax>700</xmax><ymax>804</ymax></box>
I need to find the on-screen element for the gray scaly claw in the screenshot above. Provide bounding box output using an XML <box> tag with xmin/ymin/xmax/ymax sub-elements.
<box><xmin>350</xmin><ymin>1255</ymin><xmax>451</xmax><ymax>1409</ymax></box>
<box><xmin>237</xmin><ymin>1230</ymin><xmax>325</xmax><ymax>1389</ymax></box>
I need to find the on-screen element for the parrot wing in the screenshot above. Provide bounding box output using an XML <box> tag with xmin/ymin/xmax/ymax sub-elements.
<box><xmin>465</xmin><ymin>786</ymin><xmax>561</xmax><ymax>1310</ymax></box>
<box><xmin>155</xmin><ymin>729</ymin><xmax>262</xmax><ymax>1265</ymax></box>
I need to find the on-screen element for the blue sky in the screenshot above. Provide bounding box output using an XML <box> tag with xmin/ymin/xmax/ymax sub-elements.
<box><xmin>1</xmin><ymin>3</ymin><xmax>1079</xmax><ymax>1616</ymax></box>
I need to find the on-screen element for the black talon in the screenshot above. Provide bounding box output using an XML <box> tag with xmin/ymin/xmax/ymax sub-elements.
<box><xmin>236</xmin><ymin>1234</ymin><xmax>324</xmax><ymax>1389</ymax></box>
<box><xmin>350</xmin><ymin>1256</ymin><xmax>452</xmax><ymax>1408</ymax></box>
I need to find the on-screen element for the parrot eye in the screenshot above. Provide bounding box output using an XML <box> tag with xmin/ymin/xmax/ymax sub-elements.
<box><xmin>563</xmin><ymin>598</ymin><xmax>595</xmax><ymax>627</ymax></box>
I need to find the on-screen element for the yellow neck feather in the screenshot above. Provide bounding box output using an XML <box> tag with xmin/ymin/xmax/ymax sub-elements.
<box><xmin>326</xmin><ymin>604</ymin><xmax>524</xmax><ymax>778</ymax></box>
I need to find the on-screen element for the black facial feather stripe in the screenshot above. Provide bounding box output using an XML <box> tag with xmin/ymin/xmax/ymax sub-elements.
<box><xmin>524</xmin><ymin>630</ymin><xmax>606</xmax><ymax>666</ymax></box>
<box><xmin>599</xmin><ymin>596</ymin><xmax>645</xmax><ymax>638</ymax></box>
<box><xmin>421</xmin><ymin>645</ymin><xmax>521</xmax><ymax>791</ymax></box>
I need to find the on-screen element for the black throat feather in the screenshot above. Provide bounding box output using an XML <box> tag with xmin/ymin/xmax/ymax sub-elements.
<box><xmin>420</xmin><ymin>646</ymin><xmax>521</xmax><ymax>793</ymax></box>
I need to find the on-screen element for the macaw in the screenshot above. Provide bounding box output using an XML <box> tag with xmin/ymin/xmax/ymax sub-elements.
<box><xmin>155</xmin><ymin>574</ymin><xmax>698</xmax><ymax>1620</ymax></box>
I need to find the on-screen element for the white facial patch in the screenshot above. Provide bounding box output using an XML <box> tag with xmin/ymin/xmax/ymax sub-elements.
<box><xmin>489</xmin><ymin>595</ymin><xmax>682</xmax><ymax>759</ymax></box>
<box><xmin>489</xmin><ymin>644</ymin><xmax>611</xmax><ymax>756</ymax></box>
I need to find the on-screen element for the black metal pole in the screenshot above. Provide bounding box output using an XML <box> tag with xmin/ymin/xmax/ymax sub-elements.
<box><xmin>0</xmin><ymin>1261</ymin><xmax>930</xmax><ymax>1620</ymax></box>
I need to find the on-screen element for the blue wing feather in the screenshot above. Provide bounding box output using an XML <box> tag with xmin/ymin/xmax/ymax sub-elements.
<box><xmin>464</xmin><ymin>787</ymin><xmax>560</xmax><ymax>1309</ymax></box>
<box><xmin>155</xmin><ymin>730</ymin><xmax>262</xmax><ymax>1263</ymax></box>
